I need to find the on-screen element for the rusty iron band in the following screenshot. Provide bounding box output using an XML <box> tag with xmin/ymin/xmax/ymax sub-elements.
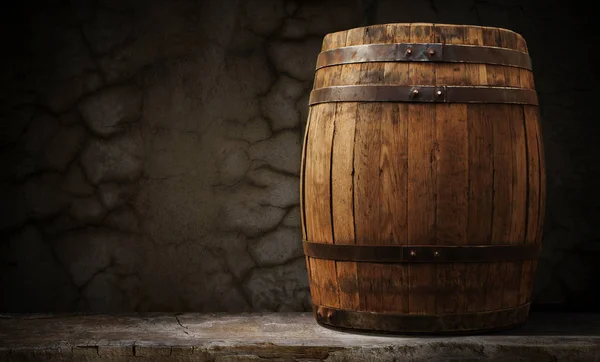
<box><xmin>316</xmin><ymin>43</ymin><xmax>532</xmax><ymax>70</ymax></box>
<box><xmin>303</xmin><ymin>241</ymin><xmax>541</xmax><ymax>263</ymax></box>
<box><xmin>313</xmin><ymin>303</ymin><xmax>530</xmax><ymax>334</ymax></box>
<box><xmin>309</xmin><ymin>85</ymin><xmax>538</xmax><ymax>106</ymax></box>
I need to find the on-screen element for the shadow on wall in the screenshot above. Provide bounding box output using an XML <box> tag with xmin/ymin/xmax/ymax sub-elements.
<box><xmin>0</xmin><ymin>0</ymin><xmax>598</xmax><ymax>312</ymax></box>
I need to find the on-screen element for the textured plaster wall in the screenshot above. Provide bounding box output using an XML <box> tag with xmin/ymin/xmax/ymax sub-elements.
<box><xmin>0</xmin><ymin>0</ymin><xmax>597</xmax><ymax>312</ymax></box>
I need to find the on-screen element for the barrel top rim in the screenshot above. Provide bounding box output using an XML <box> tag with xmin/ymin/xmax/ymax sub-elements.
<box><xmin>323</xmin><ymin>23</ymin><xmax>526</xmax><ymax>44</ymax></box>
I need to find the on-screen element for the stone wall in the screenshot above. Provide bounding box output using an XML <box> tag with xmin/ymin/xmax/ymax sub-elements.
<box><xmin>0</xmin><ymin>0</ymin><xmax>598</xmax><ymax>312</ymax></box>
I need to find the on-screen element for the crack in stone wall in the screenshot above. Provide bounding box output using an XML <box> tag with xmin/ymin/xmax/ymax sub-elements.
<box><xmin>0</xmin><ymin>0</ymin><xmax>598</xmax><ymax>312</ymax></box>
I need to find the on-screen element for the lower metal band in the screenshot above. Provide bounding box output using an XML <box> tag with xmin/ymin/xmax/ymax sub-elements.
<box><xmin>303</xmin><ymin>241</ymin><xmax>541</xmax><ymax>263</ymax></box>
<box><xmin>309</xmin><ymin>85</ymin><xmax>538</xmax><ymax>106</ymax></box>
<box><xmin>313</xmin><ymin>303</ymin><xmax>531</xmax><ymax>334</ymax></box>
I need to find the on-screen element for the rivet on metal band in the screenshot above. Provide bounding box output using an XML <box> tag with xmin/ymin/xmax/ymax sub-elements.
<box><xmin>316</xmin><ymin>43</ymin><xmax>532</xmax><ymax>70</ymax></box>
<box><xmin>302</xmin><ymin>241</ymin><xmax>541</xmax><ymax>263</ymax></box>
<box><xmin>309</xmin><ymin>85</ymin><xmax>539</xmax><ymax>106</ymax></box>
<box><xmin>313</xmin><ymin>303</ymin><xmax>531</xmax><ymax>334</ymax></box>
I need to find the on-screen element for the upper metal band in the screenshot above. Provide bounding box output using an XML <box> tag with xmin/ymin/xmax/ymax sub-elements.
<box><xmin>309</xmin><ymin>85</ymin><xmax>538</xmax><ymax>106</ymax></box>
<box><xmin>316</xmin><ymin>43</ymin><xmax>532</xmax><ymax>70</ymax></box>
<box><xmin>303</xmin><ymin>241</ymin><xmax>541</xmax><ymax>263</ymax></box>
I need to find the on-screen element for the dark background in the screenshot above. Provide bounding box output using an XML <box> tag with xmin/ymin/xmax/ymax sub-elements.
<box><xmin>0</xmin><ymin>0</ymin><xmax>598</xmax><ymax>312</ymax></box>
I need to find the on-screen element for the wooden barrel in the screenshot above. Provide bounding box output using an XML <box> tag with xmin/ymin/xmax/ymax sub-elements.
<box><xmin>300</xmin><ymin>23</ymin><xmax>545</xmax><ymax>334</ymax></box>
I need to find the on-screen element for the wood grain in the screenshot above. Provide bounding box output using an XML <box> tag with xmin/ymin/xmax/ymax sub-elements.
<box><xmin>534</xmin><ymin>107</ymin><xmax>546</xmax><ymax>243</ymax></box>
<box><xmin>300</xmin><ymin>108</ymin><xmax>312</xmax><ymax>240</ymax></box>
<box><xmin>304</xmin><ymin>103</ymin><xmax>335</xmax><ymax>243</ymax></box>
<box><xmin>499</xmin><ymin>30</ymin><xmax>521</xmax><ymax>88</ymax></box>
<box><xmin>519</xmin><ymin>103</ymin><xmax>540</xmax><ymax>305</ymax></box>
<box><xmin>407</xmin><ymin>23</ymin><xmax>436</xmax><ymax>315</ymax></box>
<box><xmin>434</xmin><ymin>24</ymin><xmax>466</xmax><ymax>86</ymax></box>
<box><xmin>433</xmin><ymin>24</ymin><xmax>469</xmax><ymax>314</ymax></box>
<box><xmin>309</xmin><ymin>257</ymin><xmax>339</xmax><ymax>308</ymax></box>
<box><xmin>503</xmin><ymin>105</ymin><xmax>527</xmax><ymax>308</ymax></box>
<box><xmin>487</xmin><ymin>104</ymin><xmax>512</xmax><ymax>310</ymax></box>
<box><xmin>335</xmin><ymin>261</ymin><xmax>360</xmax><ymax>310</ymax></box>
<box><xmin>466</xmin><ymin>105</ymin><xmax>494</xmax><ymax>312</ymax></box>
<box><xmin>361</xmin><ymin>263</ymin><xmax>409</xmax><ymax>313</ymax></box>
<box><xmin>534</xmin><ymin>105</ymin><xmax>546</xmax><ymax>302</ymax></box>
<box><xmin>353</xmin><ymin>25</ymin><xmax>387</xmax><ymax>312</ymax></box>
<box><xmin>331</xmin><ymin>103</ymin><xmax>357</xmax><ymax>244</ymax></box>
<box><xmin>306</xmin><ymin>257</ymin><xmax>320</xmax><ymax>305</ymax></box>
<box><xmin>311</xmin><ymin>28</ymin><xmax>358</xmax><ymax>310</ymax></box>
<box><xmin>463</xmin><ymin>26</ymin><xmax>494</xmax><ymax>311</ymax></box>
<box><xmin>523</xmin><ymin>105</ymin><xmax>544</xmax><ymax>302</ymax></box>
<box><xmin>463</xmin><ymin>26</ymin><xmax>487</xmax><ymax>87</ymax></box>
<box><xmin>329</xmin><ymin>25</ymin><xmax>365</xmax><ymax>312</ymax></box>
<box><xmin>304</xmin><ymin>102</ymin><xmax>338</xmax><ymax>308</ymax></box>
<box><xmin>435</xmin><ymin>103</ymin><xmax>469</xmax><ymax>313</ymax></box>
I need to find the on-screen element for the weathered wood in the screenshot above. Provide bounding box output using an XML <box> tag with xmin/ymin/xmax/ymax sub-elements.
<box><xmin>463</xmin><ymin>26</ymin><xmax>487</xmax><ymax>87</ymax></box>
<box><xmin>463</xmin><ymin>26</ymin><xmax>492</xmax><ymax>310</ymax></box>
<box><xmin>354</xmin><ymin>25</ymin><xmax>387</xmax><ymax>312</ymax></box>
<box><xmin>434</xmin><ymin>23</ymin><xmax>469</xmax><ymax>315</ymax></box>
<box><xmin>306</xmin><ymin>257</ymin><xmax>321</xmax><ymax>306</ymax></box>
<box><xmin>331</xmin><ymin>104</ymin><xmax>356</xmax><ymax>244</ymax></box>
<box><xmin>488</xmin><ymin>104</ymin><xmax>512</xmax><ymax>311</ymax></box>
<box><xmin>504</xmin><ymin>105</ymin><xmax>527</xmax><ymax>309</ymax></box>
<box><xmin>303</xmin><ymin>23</ymin><xmax>544</xmax><ymax>333</ymax></box>
<box><xmin>354</xmin><ymin>24</ymin><xmax>412</xmax><ymax>314</ymax></box>
<box><xmin>380</xmin><ymin>22</ymin><xmax>410</xmax><ymax>248</ymax></box>
<box><xmin>304</xmin><ymin>103</ymin><xmax>334</xmax><ymax>243</ymax></box>
<box><xmin>466</xmin><ymin>105</ymin><xmax>493</xmax><ymax>312</ymax></box>
<box><xmin>304</xmin><ymin>102</ymin><xmax>338</xmax><ymax>309</ymax></box>
<box><xmin>300</xmin><ymin>113</ymin><xmax>312</xmax><ymax>241</ymax></box>
<box><xmin>305</xmin><ymin>23</ymin><xmax>352</xmax><ymax>311</ymax></box>
<box><xmin>500</xmin><ymin>30</ymin><xmax>521</xmax><ymax>88</ymax></box>
<box><xmin>519</xmin><ymin>103</ymin><xmax>540</xmax><ymax>305</ymax></box>
<box><xmin>331</xmin><ymin>28</ymin><xmax>363</xmax><ymax>311</ymax></box>
<box><xmin>336</xmin><ymin>261</ymin><xmax>360</xmax><ymax>310</ymax></box>
<box><xmin>406</xmin><ymin>23</ymin><xmax>437</xmax><ymax>316</ymax></box>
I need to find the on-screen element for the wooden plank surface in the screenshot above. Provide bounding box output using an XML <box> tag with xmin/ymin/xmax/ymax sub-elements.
<box><xmin>306</xmin><ymin>257</ymin><xmax>321</xmax><ymax>306</ymax></box>
<box><xmin>304</xmin><ymin>103</ymin><xmax>335</xmax><ymax>244</ymax></box>
<box><xmin>435</xmin><ymin>100</ymin><xmax>468</xmax><ymax>314</ymax></box>
<box><xmin>519</xmin><ymin>104</ymin><xmax>540</xmax><ymax>305</ymax></box>
<box><xmin>481</xmin><ymin>27</ymin><xmax>506</xmax><ymax>87</ymax></box>
<box><xmin>503</xmin><ymin>105</ymin><xmax>527</xmax><ymax>308</ymax></box>
<box><xmin>300</xmin><ymin>108</ymin><xmax>312</xmax><ymax>241</ymax></box>
<box><xmin>534</xmin><ymin>105</ymin><xmax>546</xmax><ymax>303</ymax></box>
<box><xmin>380</xmin><ymin>23</ymin><xmax>410</xmax><ymax>246</ymax></box>
<box><xmin>487</xmin><ymin>104</ymin><xmax>513</xmax><ymax>311</ymax></box>
<box><xmin>407</xmin><ymin>23</ymin><xmax>436</xmax><ymax>315</ymax></box>
<box><xmin>516</xmin><ymin>31</ymin><xmax>538</xmax><ymax>306</ymax></box>
<box><xmin>466</xmin><ymin>105</ymin><xmax>494</xmax><ymax>312</ymax></box>
<box><xmin>353</xmin><ymin>24</ymin><xmax>386</xmax><ymax>312</ymax></box>
<box><xmin>500</xmin><ymin>30</ymin><xmax>521</xmax><ymax>88</ymax></box>
<box><xmin>522</xmin><ymin>105</ymin><xmax>544</xmax><ymax>303</ymax></box>
<box><xmin>331</xmin><ymin>103</ymin><xmax>357</xmax><ymax>245</ymax></box>
<box><xmin>308</xmin><ymin>31</ymin><xmax>349</xmax><ymax>310</ymax></box>
<box><xmin>304</xmin><ymin>102</ymin><xmax>337</xmax><ymax>308</ymax></box>
<box><xmin>463</xmin><ymin>26</ymin><xmax>493</xmax><ymax>312</ymax></box>
<box><xmin>355</xmin><ymin>24</ymin><xmax>411</xmax><ymax>313</ymax></box>
<box><xmin>330</xmin><ymin>26</ymin><xmax>365</xmax><ymax>311</ymax></box>
<box><xmin>433</xmin><ymin>24</ymin><xmax>469</xmax><ymax>314</ymax></box>
<box><xmin>463</xmin><ymin>26</ymin><xmax>488</xmax><ymax>87</ymax></box>
<box><xmin>361</xmin><ymin>263</ymin><xmax>409</xmax><ymax>313</ymax></box>
<box><xmin>534</xmin><ymin>107</ymin><xmax>546</xmax><ymax>243</ymax></box>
